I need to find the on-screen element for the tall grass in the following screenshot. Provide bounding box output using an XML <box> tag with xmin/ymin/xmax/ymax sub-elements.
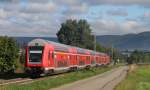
<box><xmin>115</xmin><ymin>65</ymin><xmax>150</xmax><ymax>90</ymax></box>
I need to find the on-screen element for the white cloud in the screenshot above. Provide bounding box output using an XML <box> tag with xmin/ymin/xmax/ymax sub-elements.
<box><xmin>0</xmin><ymin>0</ymin><xmax>149</xmax><ymax>37</ymax></box>
<box><xmin>63</xmin><ymin>3</ymin><xmax>89</xmax><ymax>15</ymax></box>
<box><xmin>21</xmin><ymin>2</ymin><xmax>58</xmax><ymax>13</ymax></box>
<box><xmin>144</xmin><ymin>12</ymin><xmax>150</xmax><ymax>18</ymax></box>
<box><xmin>70</xmin><ymin>3</ymin><xmax>88</xmax><ymax>13</ymax></box>
<box><xmin>84</xmin><ymin>0</ymin><xmax>150</xmax><ymax>7</ymax></box>
<box><xmin>90</xmin><ymin>19</ymin><xmax>149</xmax><ymax>35</ymax></box>
<box><xmin>106</xmin><ymin>8</ymin><xmax>128</xmax><ymax>16</ymax></box>
<box><xmin>0</xmin><ymin>8</ymin><xmax>9</xmax><ymax>19</ymax></box>
<box><xmin>122</xmin><ymin>21</ymin><xmax>139</xmax><ymax>30</ymax></box>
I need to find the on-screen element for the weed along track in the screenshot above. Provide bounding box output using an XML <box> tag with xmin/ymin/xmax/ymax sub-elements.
<box><xmin>20</xmin><ymin>73</ymin><xmax>67</xmax><ymax>85</ymax></box>
<box><xmin>0</xmin><ymin>78</ymin><xmax>33</xmax><ymax>86</ymax></box>
<box><xmin>0</xmin><ymin>72</ymin><xmax>68</xmax><ymax>86</ymax></box>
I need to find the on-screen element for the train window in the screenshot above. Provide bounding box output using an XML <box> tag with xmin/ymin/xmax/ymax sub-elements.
<box><xmin>29</xmin><ymin>52</ymin><xmax>42</xmax><ymax>63</ymax></box>
<box><xmin>29</xmin><ymin>46</ymin><xmax>44</xmax><ymax>51</ymax></box>
<box><xmin>28</xmin><ymin>46</ymin><xmax>43</xmax><ymax>63</ymax></box>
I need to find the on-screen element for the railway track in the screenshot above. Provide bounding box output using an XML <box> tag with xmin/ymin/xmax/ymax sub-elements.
<box><xmin>0</xmin><ymin>72</ymin><xmax>67</xmax><ymax>86</ymax></box>
<box><xmin>0</xmin><ymin>78</ymin><xmax>33</xmax><ymax>86</ymax></box>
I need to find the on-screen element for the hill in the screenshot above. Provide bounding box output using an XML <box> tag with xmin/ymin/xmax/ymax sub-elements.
<box><xmin>13</xmin><ymin>31</ymin><xmax>150</xmax><ymax>50</ymax></box>
<box><xmin>14</xmin><ymin>37</ymin><xmax>58</xmax><ymax>47</ymax></box>
<box><xmin>96</xmin><ymin>31</ymin><xmax>150</xmax><ymax>50</ymax></box>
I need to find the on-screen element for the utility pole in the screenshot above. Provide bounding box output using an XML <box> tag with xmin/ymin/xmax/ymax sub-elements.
<box><xmin>94</xmin><ymin>34</ymin><xmax>96</xmax><ymax>52</ymax></box>
<box><xmin>92</xmin><ymin>32</ymin><xmax>97</xmax><ymax>65</ymax></box>
<box><xmin>111</xmin><ymin>44</ymin><xmax>114</xmax><ymax>64</ymax></box>
<box><xmin>91</xmin><ymin>32</ymin><xmax>96</xmax><ymax>51</ymax></box>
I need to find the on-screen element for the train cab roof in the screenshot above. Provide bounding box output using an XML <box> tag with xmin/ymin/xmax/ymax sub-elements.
<box><xmin>28</xmin><ymin>39</ymin><xmax>49</xmax><ymax>46</ymax></box>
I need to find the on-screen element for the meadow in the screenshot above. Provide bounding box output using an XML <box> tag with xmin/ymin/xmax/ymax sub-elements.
<box><xmin>115</xmin><ymin>65</ymin><xmax>150</xmax><ymax>90</ymax></box>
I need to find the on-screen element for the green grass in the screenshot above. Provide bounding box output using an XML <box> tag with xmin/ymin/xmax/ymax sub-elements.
<box><xmin>115</xmin><ymin>65</ymin><xmax>150</xmax><ymax>90</ymax></box>
<box><xmin>0</xmin><ymin>66</ymin><xmax>119</xmax><ymax>90</ymax></box>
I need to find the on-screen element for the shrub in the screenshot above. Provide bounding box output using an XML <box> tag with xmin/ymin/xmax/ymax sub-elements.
<box><xmin>0</xmin><ymin>36</ymin><xmax>19</xmax><ymax>74</ymax></box>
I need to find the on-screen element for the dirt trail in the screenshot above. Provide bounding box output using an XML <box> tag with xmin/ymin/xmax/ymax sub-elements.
<box><xmin>51</xmin><ymin>66</ymin><xmax>129</xmax><ymax>90</ymax></box>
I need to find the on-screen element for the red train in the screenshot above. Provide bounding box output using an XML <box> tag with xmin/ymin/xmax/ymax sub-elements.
<box><xmin>25</xmin><ymin>39</ymin><xmax>110</xmax><ymax>76</ymax></box>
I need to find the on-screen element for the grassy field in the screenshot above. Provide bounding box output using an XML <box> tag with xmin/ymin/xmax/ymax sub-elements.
<box><xmin>0</xmin><ymin>66</ymin><xmax>119</xmax><ymax>90</ymax></box>
<box><xmin>115</xmin><ymin>65</ymin><xmax>150</xmax><ymax>90</ymax></box>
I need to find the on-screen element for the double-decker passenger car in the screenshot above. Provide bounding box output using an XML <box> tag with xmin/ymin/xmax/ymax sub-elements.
<box><xmin>25</xmin><ymin>39</ymin><xmax>110</xmax><ymax>76</ymax></box>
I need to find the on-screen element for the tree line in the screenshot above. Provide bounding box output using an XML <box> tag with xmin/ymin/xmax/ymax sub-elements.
<box><xmin>127</xmin><ymin>50</ymin><xmax>150</xmax><ymax>64</ymax></box>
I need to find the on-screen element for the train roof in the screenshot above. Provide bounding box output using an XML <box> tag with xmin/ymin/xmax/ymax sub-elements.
<box><xmin>28</xmin><ymin>39</ymin><xmax>71</xmax><ymax>52</ymax></box>
<box><xmin>28</xmin><ymin>39</ymin><xmax>107</xmax><ymax>55</ymax></box>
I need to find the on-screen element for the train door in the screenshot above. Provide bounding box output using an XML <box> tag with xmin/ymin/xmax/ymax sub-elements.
<box><xmin>69</xmin><ymin>55</ymin><xmax>74</xmax><ymax>66</ymax></box>
<box><xmin>72</xmin><ymin>55</ymin><xmax>77</xmax><ymax>66</ymax></box>
<box><xmin>48</xmin><ymin>51</ymin><xmax>55</xmax><ymax>67</ymax></box>
<box><xmin>47</xmin><ymin>50</ymin><xmax>51</xmax><ymax>66</ymax></box>
<box><xmin>79</xmin><ymin>55</ymin><xmax>85</xmax><ymax>66</ymax></box>
<box><xmin>86</xmin><ymin>56</ymin><xmax>91</xmax><ymax>65</ymax></box>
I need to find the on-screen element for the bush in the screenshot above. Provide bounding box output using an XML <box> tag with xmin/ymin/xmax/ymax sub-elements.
<box><xmin>0</xmin><ymin>36</ymin><xmax>19</xmax><ymax>74</ymax></box>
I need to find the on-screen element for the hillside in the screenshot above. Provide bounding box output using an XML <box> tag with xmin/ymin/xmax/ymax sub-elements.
<box><xmin>13</xmin><ymin>31</ymin><xmax>150</xmax><ymax>50</ymax></box>
<box><xmin>14</xmin><ymin>37</ymin><xmax>58</xmax><ymax>47</ymax></box>
<box><xmin>96</xmin><ymin>31</ymin><xmax>150</xmax><ymax>50</ymax></box>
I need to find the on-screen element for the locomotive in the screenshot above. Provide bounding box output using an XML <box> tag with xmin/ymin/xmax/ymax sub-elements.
<box><xmin>25</xmin><ymin>39</ymin><xmax>110</xmax><ymax>76</ymax></box>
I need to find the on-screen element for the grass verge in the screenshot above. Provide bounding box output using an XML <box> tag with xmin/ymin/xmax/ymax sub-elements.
<box><xmin>115</xmin><ymin>65</ymin><xmax>150</xmax><ymax>90</ymax></box>
<box><xmin>1</xmin><ymin>65</ymin><xmax>120</xmax><ymax>90</ymax></box>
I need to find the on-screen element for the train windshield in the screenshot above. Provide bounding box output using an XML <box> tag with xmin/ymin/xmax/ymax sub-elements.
<box><xmin>28</xmin><ymin>46</ymin><xmax>44</xmax><ymax>64</ymax></box>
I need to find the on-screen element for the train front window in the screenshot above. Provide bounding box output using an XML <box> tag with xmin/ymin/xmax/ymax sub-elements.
<box><xmin>29</xmin><ymin>46</ymin><xmax>44</xmax><ymax>64</ymax></box>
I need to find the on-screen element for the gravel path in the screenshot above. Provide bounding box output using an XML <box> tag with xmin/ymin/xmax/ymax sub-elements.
<box><xmin>51</xmin><ymin>66</ymin><xmax>129</xmax><ymax>90</ymax></box>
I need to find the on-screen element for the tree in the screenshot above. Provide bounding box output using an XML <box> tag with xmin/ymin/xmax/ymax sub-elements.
<box><xmin>57</xmin><ymin>19</ymin><xmax>127</xmax><ymax>65</ymax></box>
<box><xmin>128</xmin><ymin>50</ymin><xmax>147</xmax><ymax>64</ymax></box>
<box><xmin>0</xmin><ymin>36</ymin><xmax>19</xmax><ymax>74</ymax></box>
<box><xmin>57</xmin><ymin>19</ymin><xmax>94</xmax><ymax>50</ymax></box>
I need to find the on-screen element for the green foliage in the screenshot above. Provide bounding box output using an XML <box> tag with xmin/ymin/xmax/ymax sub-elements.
<box><xmin>0</xmin><ymin>36</ymin><xmax>19</xmax><ymax>74</ymax></box>
<box><xmin>130</xmin><ymin>50</ymin><xmax>142</xmax><ymax>63</ymax></box>
<box><xmin>128</xmin><ymin>50</ymin><xmax>150</xmax><ymax>64</ymax></box>
<box><xmin>19</xmin><ymin>48</ymin><xmax>26</xmax><ymax>64</ymax></box>
<box><xmin>110</xmin><ymin>48</ymin><xmax>125</xmax><ymax>64</ymax></box>
<box><xmin>97</xmin><ymin>44</ymin><xmax>125</xmax><ymax>64</ymax></box>
<box><xmin>96</xmin><ymin>43</ymin><xmax>106</xmax><ymax>52</ymax></box>
<box><xmin>143</xmin><ymin>54</ymin><xmax>150</xmax><ymax>63</ymax></box>
<box><xmin>57</xmin><ymin>19</ymin><xmax>94</xmax><ymax>50</ymax></box>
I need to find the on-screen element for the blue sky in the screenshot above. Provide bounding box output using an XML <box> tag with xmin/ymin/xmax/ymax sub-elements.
<box><xmin>0</xmin><ymin>0</ymin><xmax>150</xmax><ymax>37</ymax></box>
